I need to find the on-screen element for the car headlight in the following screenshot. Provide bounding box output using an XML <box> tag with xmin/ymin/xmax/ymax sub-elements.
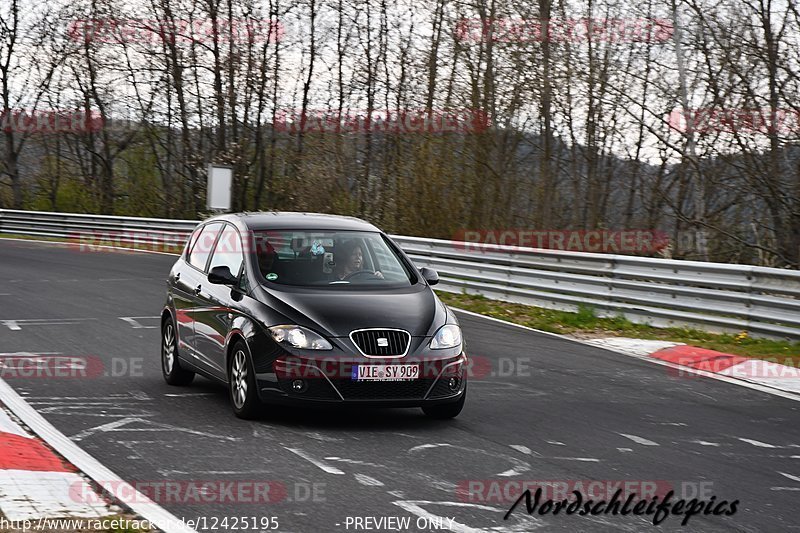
<box><xmin>430</xmin><ymin>324</ymin><xmax>462</xmax><ymax>349</ymax></box>
<box><xmin>269</xmin><ymin>325</ymin><xmax>333</xmax><ymax>350</ymax></box>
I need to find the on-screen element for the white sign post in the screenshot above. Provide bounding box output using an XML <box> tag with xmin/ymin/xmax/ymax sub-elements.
<box><xmin>206</xmin><ymin>164</ymin><xmax>233</xmax><ymax>211</ymax></box>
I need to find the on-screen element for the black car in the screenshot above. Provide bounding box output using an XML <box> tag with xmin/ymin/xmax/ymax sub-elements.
<box><xmin>161</xmin><ymin>212</ymin><xmax>467</xmax><ymax>419</ymax></box>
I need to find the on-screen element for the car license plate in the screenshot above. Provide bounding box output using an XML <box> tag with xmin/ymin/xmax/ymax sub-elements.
<box><xmin>352</xmin><ymin>364</ymin><xmax>419</xmax><ymax>381</ymax></box>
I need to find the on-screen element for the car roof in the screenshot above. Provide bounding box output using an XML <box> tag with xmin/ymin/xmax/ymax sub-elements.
<box><xmin>204</xmin><ymin>211</ymin><xmax>381</xmax><ymax>232</ymax></box>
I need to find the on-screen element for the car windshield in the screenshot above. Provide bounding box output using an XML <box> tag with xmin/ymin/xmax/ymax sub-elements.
<box><xmin>252</xmin><ymin>230</ymin><xmax>414</xmax><ymax>287</ymax></box>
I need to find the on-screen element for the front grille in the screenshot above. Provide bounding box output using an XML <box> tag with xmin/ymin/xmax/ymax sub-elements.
<box><xmin>333</xmin><ymin>378</ymin><xmax>435</xmax><ymax>400</ymax></box>
<box><xmin>350</xmin><ymin>329</ymin><xmax>411</xmax><ymax>357</ymax></box>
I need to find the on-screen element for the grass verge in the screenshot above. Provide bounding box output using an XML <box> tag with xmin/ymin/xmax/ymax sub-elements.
<box><xmin>437</xmin><ymin>291</ymin><xmax>800</xmax><ymax>367</ymax></box>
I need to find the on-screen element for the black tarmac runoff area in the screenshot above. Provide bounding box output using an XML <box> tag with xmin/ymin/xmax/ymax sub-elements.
<box><xmin>0</xmin><ymin>238</ymin><xmax>799</xmax><ymax>533</ymax></box>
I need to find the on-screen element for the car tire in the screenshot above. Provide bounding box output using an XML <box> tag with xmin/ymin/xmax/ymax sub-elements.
<box><xmin>162</xmin><ymin>317</ymin><xmax>195</xmax><ymax>386</ymax></box>
<box><xmin>229</xmin><ymin>341</ymin><xmax>260</xmax><ymax>419</ymax></box>
<box><xmin>422</xmin><ymin>386</ymin><xmax>466</xmax><ymax>419</ymax></box>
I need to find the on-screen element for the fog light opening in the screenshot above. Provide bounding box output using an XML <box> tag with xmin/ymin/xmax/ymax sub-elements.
<box><xmin>448</xmin><ymin>377</ymin><xmax>459</xmax><ymax>390</ymax></box>
<box><xmin>292</xmin><ymin>379</ymin><xmax>307</xmax><ymax>392</ymax></box>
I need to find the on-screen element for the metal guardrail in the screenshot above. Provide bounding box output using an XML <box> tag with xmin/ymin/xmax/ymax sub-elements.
<box><xmin>0</xmin><ymin>208</ymin><xmax>198</xmax><ymax>258</ymax></box>
<box><xmin>2</xmin><ymin>208</ymin><xmax>800</xmax><ymax>339</ymax></box>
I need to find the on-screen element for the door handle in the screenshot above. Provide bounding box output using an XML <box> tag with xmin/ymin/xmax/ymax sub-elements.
<box><xmin>193</xmin><ymin>285</ymin><xmax>202</xmax><ymax>295</ymax></box>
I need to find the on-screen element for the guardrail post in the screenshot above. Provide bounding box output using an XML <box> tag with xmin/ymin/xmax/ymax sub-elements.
<box><xmin>745</xmin><ymin>267</ymin><xmax>755</xmax><ymax>334</ymax></box>
<box><xmin>608</xmin><ymin>254</ymin><xmax>618</xmax><ymax>320</ymax></box>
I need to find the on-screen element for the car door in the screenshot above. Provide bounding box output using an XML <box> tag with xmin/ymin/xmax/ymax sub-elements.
<box><xmin>176</xmin><ymin>222</ymin><xmax>224</xmax><ymax>368</ymax></box>
<box><xmin>193</xmin><ymin>223</ymin><xmax>246</xmax><ymax>379</ymax></box>
<box><xmin>171</xmin><ymin>229</ymin><xmax>200</xmax><ymax>356</ymax></box>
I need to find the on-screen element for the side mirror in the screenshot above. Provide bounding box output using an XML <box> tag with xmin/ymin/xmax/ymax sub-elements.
<box><xmin>208</xmin><ymin>265</ymin><xmax>237</xmax><ymax>286</ymax></box>
<box><xmin>420</xmin><ymin>267</ymin><xmax>439</xmax><ymax>286</ymax></box>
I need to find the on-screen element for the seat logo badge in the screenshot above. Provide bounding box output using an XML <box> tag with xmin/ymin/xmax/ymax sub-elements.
<box><xmin>377</xmin><ymin>338</ymin><xmax>389</xmax><ymax>347</ymax></box>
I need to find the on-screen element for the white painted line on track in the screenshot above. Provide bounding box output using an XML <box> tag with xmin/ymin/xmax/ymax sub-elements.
<box><xmin>618</xmin><ymin>433</ymin><xmax>659</xmax><ymax>446</ymax></box>
<box><xmin>325</xmin><ymin>457</ymin><xmax>385</xmax><ymax>468</ymax></box>
<box><xmin>119</xmin><ymin>316</ymin><xmax>160</xmax><ymax>329</ymax></box>
<box><xmin>70</xmin><ymin>418</ymin><xmax>146</xmax><ymax>441</ymax></box>
<box><xmin>408</xmin><ymin>443</ymin><xmax>452</xmax><ymax>453</ymax></box>
<box><xmin>22</xmin><ymin>394</ymin><xmax>136</xmax><ymax>401</ymax></box>
<box><xmin>354</xmin><ymin>473</ymin><xmax>384</xmax><ymax>486</ymax></box>
<box><xmin>496</xmin><ymin>466</ymin><xmax>528</xmax><ymax>477</ymax></box>
<box><xmin>159</xmin><ymin>469</ymin><xmax>275</xmax><ymax>476</ymax></box>
<box><xmin>0</xmin><ymin>352</ymin><xmax>63</xmax><ymax>355</ymax></box>
<box><xmin>509</xmin><ymin>445</ymin><xmax>532</xmax><ymax>454</ymax></box>
<box><xmin>164</xmin><ymin>392</ymin><xmax>218</xmax><ymax>397</ymax></box>
<box><xmin>284</xmin><ymin>447</ymin><xmax>345</xmax><ymax>475</ymax></box>
<box><xmin>1</xmin><ymin>318</ymin><xmax>97</xmax><ymax>330</ymax></box>
<box><xmin>0</xmin><ymin>378</ymin><xmax>197</xmax><ymax>533</ymax></box>
<box><xmin>738</xmin><ymin>438</ymin><xmax>778</xmax><ymax>448</ymax></box>
<box><xmin>70</xmin><ymin>417</ymin><xmax>238</xmax><ymax>442</ymax></box>
<box><xmin>452</xmin><ymin>307</ymin><xmax>800</xmax><ymax>403</ymax></box>
<box><xmin>778</xmin><ymin>472</ymin><xmax>800</xmax><ymax>482</ymax></box>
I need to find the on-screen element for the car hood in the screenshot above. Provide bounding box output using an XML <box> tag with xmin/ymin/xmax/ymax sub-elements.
<box><xmin>253</xmin><ymin>284</ymin><xmax>444</xmax><ymax>337</ymax></box>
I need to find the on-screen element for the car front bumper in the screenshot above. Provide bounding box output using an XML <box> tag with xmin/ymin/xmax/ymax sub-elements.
<box><xmin>256</xmin><ymin>352</ymin><xmax>467</xmax><ymax>406</ymax></box>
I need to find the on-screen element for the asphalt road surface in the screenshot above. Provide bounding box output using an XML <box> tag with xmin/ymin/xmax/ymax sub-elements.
<box><xmin>1</xmin><ymin>239</ymin><xmax>799</xmax><ymax>532</ymax></box>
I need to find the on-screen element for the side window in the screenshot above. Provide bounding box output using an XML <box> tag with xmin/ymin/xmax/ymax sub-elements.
<box><xmin>209</xmin><ymin>225</ymin><xmax>244</xmax><ymax>277</ymax></box>
<box><xmin>187</xmin><ymin>223</ymin><xmax>223</xmax><ymax>271</ymax></box>
<box><xmin>184</xmin><ymin>226</ymin><xmax>202</xmax><ymax>258</ymax></box>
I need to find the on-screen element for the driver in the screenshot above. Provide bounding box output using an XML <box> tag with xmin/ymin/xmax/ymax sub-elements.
<box><xmin>334</xmin><ymin>240</ymin><xmax>383</xmax><ymax>281</ymax></box>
